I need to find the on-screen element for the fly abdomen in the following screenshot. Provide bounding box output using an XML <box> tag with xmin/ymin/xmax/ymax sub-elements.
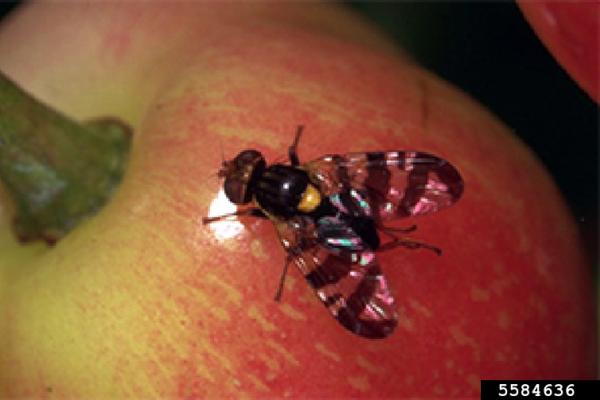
<box><xmin>347</xmin><ymin>215</ymin><xmax>380</xmax><ymax>250</ymax></box>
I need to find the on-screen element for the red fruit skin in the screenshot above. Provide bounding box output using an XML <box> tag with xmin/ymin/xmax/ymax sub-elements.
<box><xmin>518</xmin><ymin>0</ymin><xmax>600</xmax><ymax>103</ymax></box>
<box><xmin>0</xmin><ymin>2</ymin><xmax>596</xmax><ymax>399</ymax></box>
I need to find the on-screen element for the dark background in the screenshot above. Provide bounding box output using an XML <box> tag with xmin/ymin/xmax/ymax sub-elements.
<box><xmin>0</xmin><ymin>2</ymin><xmax>597</xmax><ymax>264</ymax></box>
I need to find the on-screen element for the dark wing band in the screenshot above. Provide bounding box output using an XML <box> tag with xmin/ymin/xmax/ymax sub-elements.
<box><xmin>275</xmin><ymin>216</ymin><xmax>397</xmax><ymax>339</ymax></box>
<box><xmin>305</xmin><ymin>151</ymin><xmax>464</xmax><ymax>222</ymax></box>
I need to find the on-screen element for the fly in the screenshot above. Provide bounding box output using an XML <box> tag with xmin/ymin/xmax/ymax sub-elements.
<box><xmin>203</xmin><ymin>126</ymin><xmax>464</xmax><ymax>338</ymax></box>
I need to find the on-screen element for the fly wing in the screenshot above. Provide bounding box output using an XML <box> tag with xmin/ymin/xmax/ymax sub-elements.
<box><xmin>275</xmin><ymin>215</ymin><xmax>397</xmax><ymax>339</ymax></box>
<box><xmin>304</xmin><ymin>151</ymin><xmax>463</xmax><ymax>222</ymax></box>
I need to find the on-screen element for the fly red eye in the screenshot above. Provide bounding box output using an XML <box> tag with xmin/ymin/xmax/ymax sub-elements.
<box><xmin>224</xmin><ymin>177</ymin><xmax>250</xmax><ymax>204</ymax></box>
<box><xmin>221</xmin><ymin>150</ymin><xmax>265</xmax><ymax>204</ymax></box>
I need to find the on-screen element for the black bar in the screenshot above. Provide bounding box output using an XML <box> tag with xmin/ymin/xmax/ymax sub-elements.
<box><xmin>481</xmin><ymin>380</ymin><xmax>599</xmax><ymax>400</ymax></box>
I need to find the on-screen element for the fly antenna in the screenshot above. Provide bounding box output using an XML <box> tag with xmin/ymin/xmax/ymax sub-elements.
<box><xmin>199</xmin><ymin>171</ymin><xmax>221</xmax><ymax>191</ymax></box>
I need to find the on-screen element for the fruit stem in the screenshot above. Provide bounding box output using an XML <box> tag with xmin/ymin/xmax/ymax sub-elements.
<box><xmin>0</xmin><ymin>71</ymin><xmax>131</xmax><ymax>245</ymax></box>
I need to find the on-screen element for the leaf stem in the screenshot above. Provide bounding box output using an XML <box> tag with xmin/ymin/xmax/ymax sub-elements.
<box><xmin>0</xmin><ymin>71</ymin><xmax>131</xmax><ymax>244</ymax></box>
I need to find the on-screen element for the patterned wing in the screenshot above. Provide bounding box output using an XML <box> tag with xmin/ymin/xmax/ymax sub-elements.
<box><xmin>304</xmin><ymin>151</ymin><xmax>463</xmax><ymax>222</ymax></box>
<box><xmin>274</xmin><ymin>215</ymin><xmax>397</xmax><ymax>339</ymax></box>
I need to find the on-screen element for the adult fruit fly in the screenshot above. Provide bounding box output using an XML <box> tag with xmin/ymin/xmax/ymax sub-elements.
<box><xmin>203</xmin><ymin>127</ymin><xmax>463</xmax><ymax>338</ymax></box>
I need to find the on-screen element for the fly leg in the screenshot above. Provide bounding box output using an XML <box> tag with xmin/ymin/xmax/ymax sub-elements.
<box><xmin>274</xmin><ymin>254</ymin><xmax>294</xmax><ymax>301</ymax></box>
<box><xmin>378</xmin><ymin>226</ymin><xmax>442</xmax><ymax>256</ymax></box>
<box><xmin>379</xmin><ymin>224</ymin><xmax>418</xmax><ymax>233</ymax></box>
<box><xmin>288</xmin><ymin>125</ymin><xmax>304</xmax><ymax>167</ymax></box>
<box><xmin>202</xmin><ymin>208</ymin><xmax>266</xmax><ymax>224</ymax></box>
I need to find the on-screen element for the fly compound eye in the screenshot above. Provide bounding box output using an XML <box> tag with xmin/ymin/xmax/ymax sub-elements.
<box><xmin>224</xmin><ymin>177</ymin><xmax>250</xmax><ymax>204</ymax></box>
<box><xmin>220</xmin><ymin>150</ymin><xmax>266</xmax><ymax>204</ymax></box>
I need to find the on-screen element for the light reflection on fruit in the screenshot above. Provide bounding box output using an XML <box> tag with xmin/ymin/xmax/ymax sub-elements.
<box><xmin>207</xmin><ymin>188</ymin><xmax>244</xmax><ymax>241</ymax></box>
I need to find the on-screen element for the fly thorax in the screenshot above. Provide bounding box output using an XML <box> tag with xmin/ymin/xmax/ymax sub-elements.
<box><xmin>255</xmin><ymin>165</ymin><xmax>313</xmax><ymax>218</ymax></box>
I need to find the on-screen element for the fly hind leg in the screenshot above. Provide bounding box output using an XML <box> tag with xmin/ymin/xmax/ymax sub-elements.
<box><xmin>379</xmin><ymin>224</ymin><xmax>418</xmax><ymax>234</ymax></box>
<box><xmin>274</xmin><ymin>254</ymin><xmax>294</xmax><ymax>301</ymax></box>
<box><xmin>378</xmin><ymin>226</ymin><xmax>442</xmax><ymax>256</ymax></box>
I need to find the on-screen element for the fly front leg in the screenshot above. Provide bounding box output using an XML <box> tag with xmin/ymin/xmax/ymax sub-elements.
<box><xmin>202</xmin><ymin>208</ymin><xmax>266</xmax><ymax>224</ymax></box>
<box><xmin>288</xmin><ymin>125</ymin><xmax>304</xmax><ymax>167</ymax></box>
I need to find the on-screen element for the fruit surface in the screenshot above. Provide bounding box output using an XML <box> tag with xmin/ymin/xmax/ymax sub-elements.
<box><xmin>0</xmin><ymin>2</ymin><xmax>595</xmax><ymax>398</ymax></box>
<box><xmin>518</xmin><ymin>0</ymin><xmax>599</xmax><ymax>103</ymax></box>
